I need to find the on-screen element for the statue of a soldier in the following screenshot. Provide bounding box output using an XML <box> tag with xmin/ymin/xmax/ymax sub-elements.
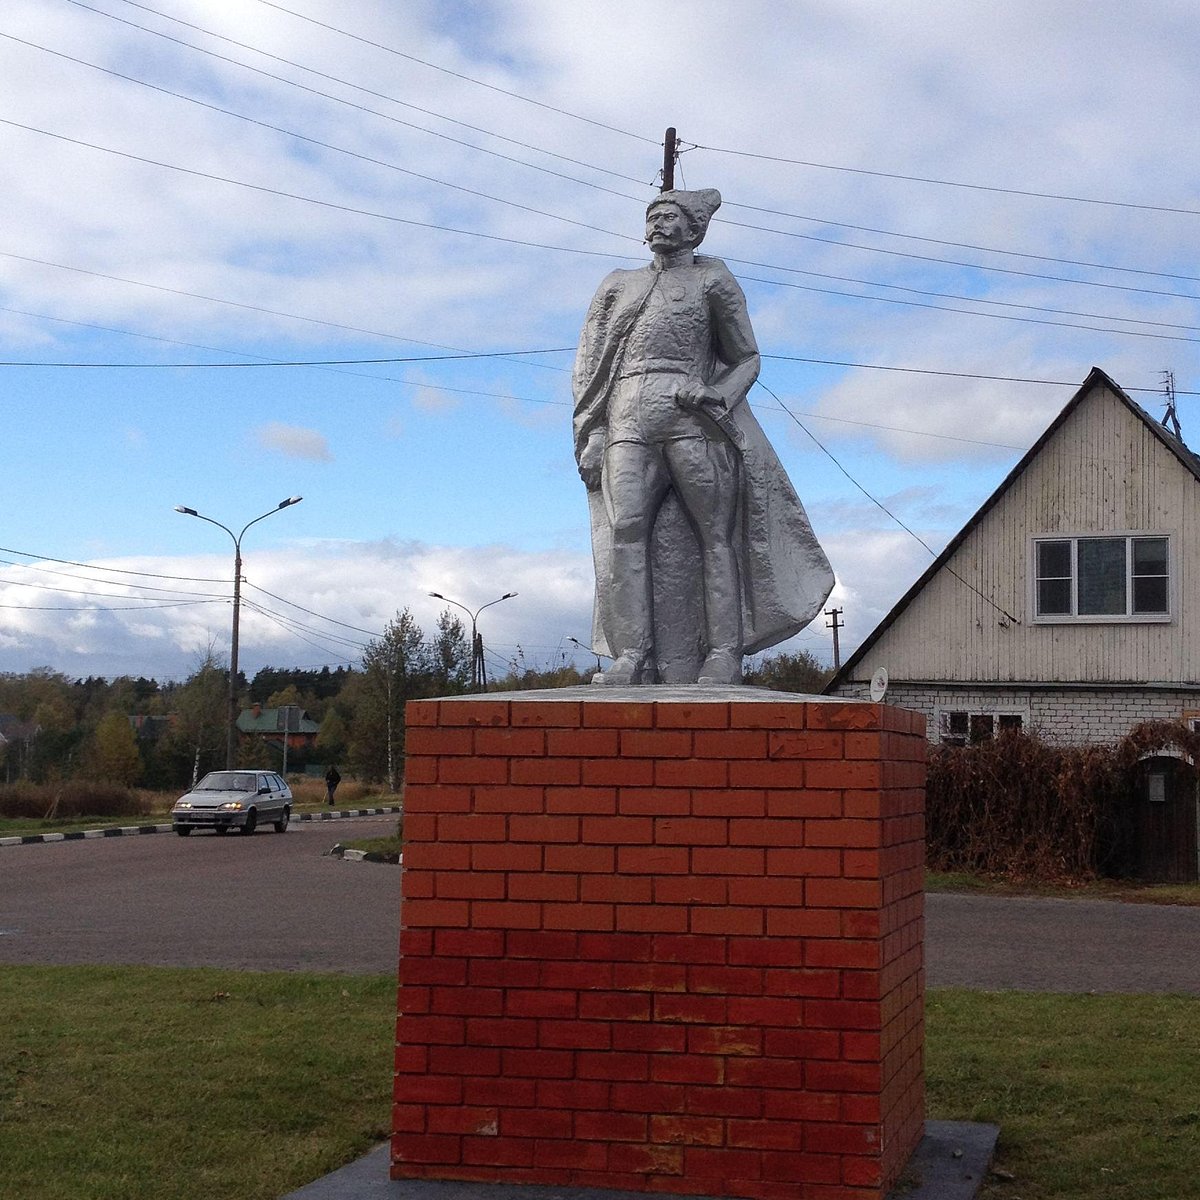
<box><xmin>573</xmin><ymin>187</ymin><xmax>834</xmax><ymax>685</ymax></box>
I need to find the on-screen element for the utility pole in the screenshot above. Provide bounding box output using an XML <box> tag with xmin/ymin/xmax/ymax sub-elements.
<box><xmin>825</xmin><ymin>606</ymin><xmax>843</xmax><ymax>672</ymax></box>
<box><xmin>662</xmin><ymin>127</ymin><xmax>676</xmax><ymax>191</ymax></box>
<box><xmin>1161</xmin><ymin>369</ymin><xmax>1183</xmax><ymax>439</ymax></box>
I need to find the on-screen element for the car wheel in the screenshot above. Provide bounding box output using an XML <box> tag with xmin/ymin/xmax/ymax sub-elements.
<box><xmin>273</xmin><ymin>806</ymin><xmax>290</xmax><ymax>833</ymax></box>
<box><xmin>239</xmin><ymin>809</ymin><xmax>258</xmax><ymax>836</ymax></box>
<box><xmin>174</xmin><ymin>826</ymin><xmax>192</xmax><ymax>836</ymax></box>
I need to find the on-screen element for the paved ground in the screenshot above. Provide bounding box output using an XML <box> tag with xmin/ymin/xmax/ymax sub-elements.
<box><xmin>926</xmin><ymin>890</ymin><xmax>1200</xmax><ymax>994</ymax></box>
<box><xmin>5</xmin><ymin>825</ymin><xmax>1200</xmax><ymax>991</ymax></box>
<box><xmin>0</xmin><ymin>814</ymin><xmax>402</xmax><ymax>973</ymax></box>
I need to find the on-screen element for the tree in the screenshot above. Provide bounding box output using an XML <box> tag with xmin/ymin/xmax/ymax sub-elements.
<box><xmin>168</xmin><ymin>649</ymin><xmax>229</xmax><ymax>787</ymax></box>
<box><xmin>315</xmin><ymin>709</ymin><xmax>349</xmax><ymax>766</ymax></box>
<box><xmin>86</xmin><ymin>712</ymin><xmax>142</xmax><ymax>785</ymax></box>
<box><xmin>427</xmin><ymin>610</ymin><xmax>470</xmax><ymax>695</ymax></box>
<box><xmin>744</xmin><ymin>649</ymin><xmax>832</xmax><ymax>694</ymax></box>
<box><xmin>352</xmin><ymin>609</ymin><xmax>425</xmax><ymax>791</ymax></box>
<box><xmin>266</xmin><ymin>684</ymin><xmax>304</xmax><ymax>709</ymax></box>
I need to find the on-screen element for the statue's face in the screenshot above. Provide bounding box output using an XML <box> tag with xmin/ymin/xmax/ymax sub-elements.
<box><xmin>645</xmin><ymin>203</ymin><xmax>694</xmax><ymax>253</ymax></box>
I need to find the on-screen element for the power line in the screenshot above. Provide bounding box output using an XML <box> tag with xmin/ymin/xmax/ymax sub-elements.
<box><xmin>248</xmin><ymin>0</ymin><xmax>658</xmax><ymax>145</ymax></box>
<box><xmin>0</xmin><ymin>348</ymin><xmax>574</xmax><ymax>368</ymax></box>
<box><xmin>754</xmin><ymin>377</ymin><xmax>1020</xmax><ymax>626</ymax></box>
<box><xmin>0</xmin><ymin>599</ymin><xmax>221</xmax><ymax>612</ymax></box>
<box><xmin>724</xmin><ymin>201</ymin><xmax>1200</xmax><ymax>285</ymax></box>
<box><xmin>241</xmin><ymin>581</ymin><xmax>384</xmax><ymax>638</ymax></box>
<box><xmin>0</xmin><ymin>254</ymin><xmax>571</xmax><ymax>374</ymax></box>
<box><xmin>720</xmin><ymin>219</ymin><xmax>1200</xmax><ymax>302</ymax></box>
<box><xmin>0</xmin><ymin>118</ymin><xmax>636</xmax><ymax>261</ymax></box>
<box><xmin>736</xmin><ymin>271</ymin><xmax>1200</xmax><ymax>347</ymax></box>
<box><xmin>0</xmin><ymin>30</ymin><xmax>646</xmax><ymax>239</ymax></box>
<box><xmin>0</xmin><ymin>557</ymin><xmax>228</xmax><ymax>600</ymax></box>
<box><xmin>55</xmin><ymin>3</ymin><xmax>649</xmax><ymax>188</ymax></box>
<box><xmin>13</xmin><ymin>114</ymin><xmax>1199</xmax><ymax>350</ymax></box>
<box><xmin>25</xmin><ymin>24</ymin><xmax>1195</xmax><ymax>298</ymax></box>
<box><xmin>0</xmin><ymin>543</ymin><xmax>229</xmax><ymax>583</ymax></box>
<box><xmin>25</xmin><ymin>19</ymin><xmax>1192</xmax><ymax>296</ymax></box>
<box><xmin>690</xmin><ymin>140</ymin><xmax>1200</xmax><ymax>218</ymax></box>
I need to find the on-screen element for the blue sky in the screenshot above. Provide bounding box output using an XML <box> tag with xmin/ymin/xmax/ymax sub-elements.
<box><xmin>2</xmin><ymin>0</ymin><xmax>1199</xmax><ymax>682</ymax></box>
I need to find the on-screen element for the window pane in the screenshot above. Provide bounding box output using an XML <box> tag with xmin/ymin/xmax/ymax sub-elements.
<box><xmin>1036</xmin><ymin>540</ymin><xmax>1071</xmax><ymax>578</ymax></box>
<box><xmin>1077</xmin><ymin>538</ymin><xmax>1126</xmax><ymax>614</ymax></box>
<box><xmin>998</xmin><ymin>714</ymin><xmax>1023</xmax><ymax>733</ymax></box>
<box><xmin>1133</xmin><ymin>576</ymin><xmax>1168</xmax><ymax>614</ymax></box>
<box><xmin>969</xmin><ymin>714</ymin><xmax>994</xmax><ymax>743</ymax></box>
<box><xmin>1037</xmin><ymin>578</ymin><xmax>1071</xmax><ymax>615</ymax></box>
<box><xmin>1132</xmin><ymin>537</ymin><xmax>1168</xmax><ymax>576</ymax></box>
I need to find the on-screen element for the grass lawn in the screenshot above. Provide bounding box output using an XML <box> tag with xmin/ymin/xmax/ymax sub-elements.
<box><xmin>1</xmin><ymin>966</ymin><xmax>394</xmax><ymax>1200</ymax></box>
<box><xmin>926</xmin><ymin>870</ymin><xmax>1200</xmax><ymax>907</ymax></box>
<box><xmin>929</xmin><ymin>990</ymin><xmax>1200</xmax><ymax>1199</ymax></box>
<box><xmin>4</xmin><ymin>968</ymin><xmax>1199</xmax><ymax>1199</ymax></box>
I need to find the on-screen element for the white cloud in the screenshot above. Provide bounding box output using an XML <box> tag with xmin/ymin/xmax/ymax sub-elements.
<box><xmin>255</xmin><ymin>423</ymin><xmax>333</xmax><ymax>462</ymax></box>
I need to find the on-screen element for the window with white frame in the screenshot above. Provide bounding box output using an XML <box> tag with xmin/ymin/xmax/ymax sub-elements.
<box><xmin>939</xmin><ymin>709</ymin><xmax>1025</xmax><ymax>746</ymax></box>
<box><xmin>1033</xmin><ymin>535</ymin><xmax>1169</xmax><ymax>620</ymax></box>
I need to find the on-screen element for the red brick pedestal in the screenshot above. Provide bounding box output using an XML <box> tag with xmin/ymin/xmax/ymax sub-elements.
<box><xmin>393</xmin><ymin>689</ymin><xmax>925</xmax><ymax>1200</ymax></box>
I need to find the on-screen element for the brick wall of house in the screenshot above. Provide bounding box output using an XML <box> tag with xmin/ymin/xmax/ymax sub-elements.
<box><xmin>393</xmin><ymin>692</ymin><xmax>926</xmax><ymax>1200</ymax></box>
<box><xmin>830</xmin><ymin>683</ymin><xmax>1199</xmax><ymax>746</ymax></box>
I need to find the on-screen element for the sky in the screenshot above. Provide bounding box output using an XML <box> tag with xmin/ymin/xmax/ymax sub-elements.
<box><xmin>2</xmin><ymin>0</ymin><xmax>1199</xmax><ymax>685</ymax></box>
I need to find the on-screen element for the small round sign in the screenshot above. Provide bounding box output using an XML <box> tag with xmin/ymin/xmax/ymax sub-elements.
<box><xmin>869</xmin><ymin>667</ymin><xmax>889</xmax><ymax>703</ymax></box>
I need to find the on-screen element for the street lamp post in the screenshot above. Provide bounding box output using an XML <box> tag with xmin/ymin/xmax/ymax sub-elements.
<box><xmin>175</xmin><ymin>496</ymin><xmax>303</xmax><ymax>768</ymax></box>
<box><xmin>427</xmin><ymin>591</ymin><xmax>517</xmax><ymax>693</ymax></box>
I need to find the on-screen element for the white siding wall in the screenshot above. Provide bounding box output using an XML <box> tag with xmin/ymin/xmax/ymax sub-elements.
<box><xmin>841</xmin><ymin>683</ymin><xmax>1200</xmax><ymax>746</ymax></box>
<box><xmin>848</xmin><ymin>383</ymin><xmax>1200</xmax><ymax>687</ymax></box>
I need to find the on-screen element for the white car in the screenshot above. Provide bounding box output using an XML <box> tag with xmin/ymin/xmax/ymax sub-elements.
<box><xmin>172</xmin><ymin>770</ymin><xmax>292</xmax><ymax>836</ymax></box>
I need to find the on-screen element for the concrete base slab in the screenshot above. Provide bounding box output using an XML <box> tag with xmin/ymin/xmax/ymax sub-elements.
<box><xmin>281</xmin><ymin>1122</ymin><xmax>999</xmax><ymax>1200</ymax></box>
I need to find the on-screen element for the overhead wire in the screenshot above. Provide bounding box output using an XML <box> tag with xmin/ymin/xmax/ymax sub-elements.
<box><xmin>55</xmin><ymin>2</ymin><xmax>650</xmax><ymax>187</ymax></box>
<box><xmin>17</xmin><ymin>23</ymin><xmax>1194</xmax><ymax>296</ymax></box>
<box><xmin>0</xmin><ymin>30</ymin><xmax>645</xmax><ymax>239</ymax></box>
<box><xmin>723</xmin><ymin>201</ymin><xmax>1200</xmax><ymax>285</ymax></box>
<box><xmin>689</xmin><ymin>140</ymin><xmax>1200</xmax><ymax>218</ymax></box>
<box><xmin>0</xmin><ymin>253</ymin><xmax>572</xmax><ymax>374</ymax></box>
<box><xmin>0</xmin><ymin>543</ymin><xmax>229</xmax><ymax>583</ymax></box>
<box><xmin>0</xmin><ymin>118</ymin><xmax>637</xmax><ymax>261</ymax></box>
<box><xmin>755</xmin><ymin>377</ymin><xmax>1020</xmax><ymax>626</ymax></box>
<box><xmin>247</xmin><ymin>0</ymin><xmax>658</xmax><ymax>144</ymax></box>
<box><xmin>719</xmin><ymin>219</ymin><xmax>1200</xmax><ymax>302</ymax></box>
<box><xmin>10</xmin><ymin>115</ymin><xmax>1198</xmax><ymax>350</ymax></box>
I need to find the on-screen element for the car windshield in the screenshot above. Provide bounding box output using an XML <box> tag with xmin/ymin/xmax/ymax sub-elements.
<box><xmin>195</xmin><ymin>772</ymin><xmax>256</xmax><ymax>792</ymax></box>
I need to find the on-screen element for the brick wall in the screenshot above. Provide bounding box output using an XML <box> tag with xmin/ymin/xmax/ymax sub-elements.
<box><xmin>393</xmin><ymin>692</ymin><xmax>926</xmax><ymax>1200</ymax></box>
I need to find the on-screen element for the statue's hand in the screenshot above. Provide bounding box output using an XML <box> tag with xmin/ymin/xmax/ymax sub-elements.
<box><xmin>577</xmin><ymin>432</ymin><xmax>605</xmax><ymax>491</ymax></box>
<box><xmin>675</xmin><ymin>380</ymin><xmax>724</xmax><ymax>411</ymax></box>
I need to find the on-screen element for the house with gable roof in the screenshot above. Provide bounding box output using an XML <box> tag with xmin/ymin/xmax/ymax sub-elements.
<box><xmin>827</xmin><ymin>367</ymin><xmax>1200</xmax><ymax>747</ymax></box>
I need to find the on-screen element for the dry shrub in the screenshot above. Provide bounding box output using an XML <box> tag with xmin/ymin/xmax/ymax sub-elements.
<box><xmin>285</xmin><ymin>777</ymin><xmax>377</xmax><ymax>806</ymax></box>
<box><xmin>926</xmin><ymin>722</ymin><xmax>1200</xmax><ymax>882</ymax></box>
<box><xmin>0</xmin><ymin>780</ymin><xmax>148</xmax><ymax>821</ymax></box>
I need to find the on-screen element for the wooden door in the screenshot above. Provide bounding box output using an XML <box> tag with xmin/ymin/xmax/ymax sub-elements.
<box><xmin>1135</xmin><ymin>756</ymin><xmax>1198</xmax><ymax>882</ymax></box>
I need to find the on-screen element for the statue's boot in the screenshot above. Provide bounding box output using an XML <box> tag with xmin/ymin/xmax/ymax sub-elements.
<box><xmin>697</xmin><ymin>647</ymin><xmax>742</xmax><ymax>686</ymax></box>
<box><xmin>592</xmin><ymin>651</ymin><xmax>652</xmax><ymax>686</ymax></box>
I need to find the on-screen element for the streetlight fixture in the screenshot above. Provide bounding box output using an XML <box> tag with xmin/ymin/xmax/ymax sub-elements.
<box><xmin>174</xmin><ymin>496</ymin><xmax>303</xmax><ymax>768</ymax></box>
<box><xmin>427</xmin><ymin>590</ymin><xmax>517</xmax><ymax>693</ymax></box>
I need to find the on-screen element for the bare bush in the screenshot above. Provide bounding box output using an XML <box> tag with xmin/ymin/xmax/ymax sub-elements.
<box><xmin>926</xmin><ymin>722</ymin><xmax>1200</xmax><ymax>882</ymax></box>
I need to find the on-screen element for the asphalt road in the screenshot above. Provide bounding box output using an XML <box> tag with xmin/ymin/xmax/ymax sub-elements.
<box><xmin>0</xmin><ymin>815</ymin><xmax>402</xmax><ymax>974</ymax></box>
<box><xmin>4</xmin><ymin>823</ymin><xmax>1200</xmax><ymax>992</ymax></box>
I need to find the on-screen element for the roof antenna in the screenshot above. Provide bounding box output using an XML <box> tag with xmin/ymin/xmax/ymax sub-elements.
<box><xmin>1160</xmin><ymin>369</ymin><xmax>1183</xmax><ymax>439</ymax></box>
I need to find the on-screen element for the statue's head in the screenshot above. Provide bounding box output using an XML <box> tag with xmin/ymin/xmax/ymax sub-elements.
<box><xmin>645</xmin><ymin>188</ymin><xmax>721</xmax><ymax>251</ymax></box>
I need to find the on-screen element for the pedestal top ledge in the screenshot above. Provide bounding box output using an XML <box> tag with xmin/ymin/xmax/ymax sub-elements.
<box><xmin>422</xmin><ymin>685</ymin><xmax>859</xmax><ymax>704</ymax></box>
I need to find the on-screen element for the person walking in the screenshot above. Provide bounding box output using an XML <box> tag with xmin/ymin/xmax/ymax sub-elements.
<box><xmin>324</xmin><ymin>764</ymin><xmax>341</xmax><ymax>806</ymax></box>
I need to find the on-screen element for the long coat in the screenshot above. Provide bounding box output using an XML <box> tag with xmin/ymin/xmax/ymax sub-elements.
<box><xmin>573</xmin><ymin>258</ymin><xmax>834</xmax><ymax>679</ymax></box>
